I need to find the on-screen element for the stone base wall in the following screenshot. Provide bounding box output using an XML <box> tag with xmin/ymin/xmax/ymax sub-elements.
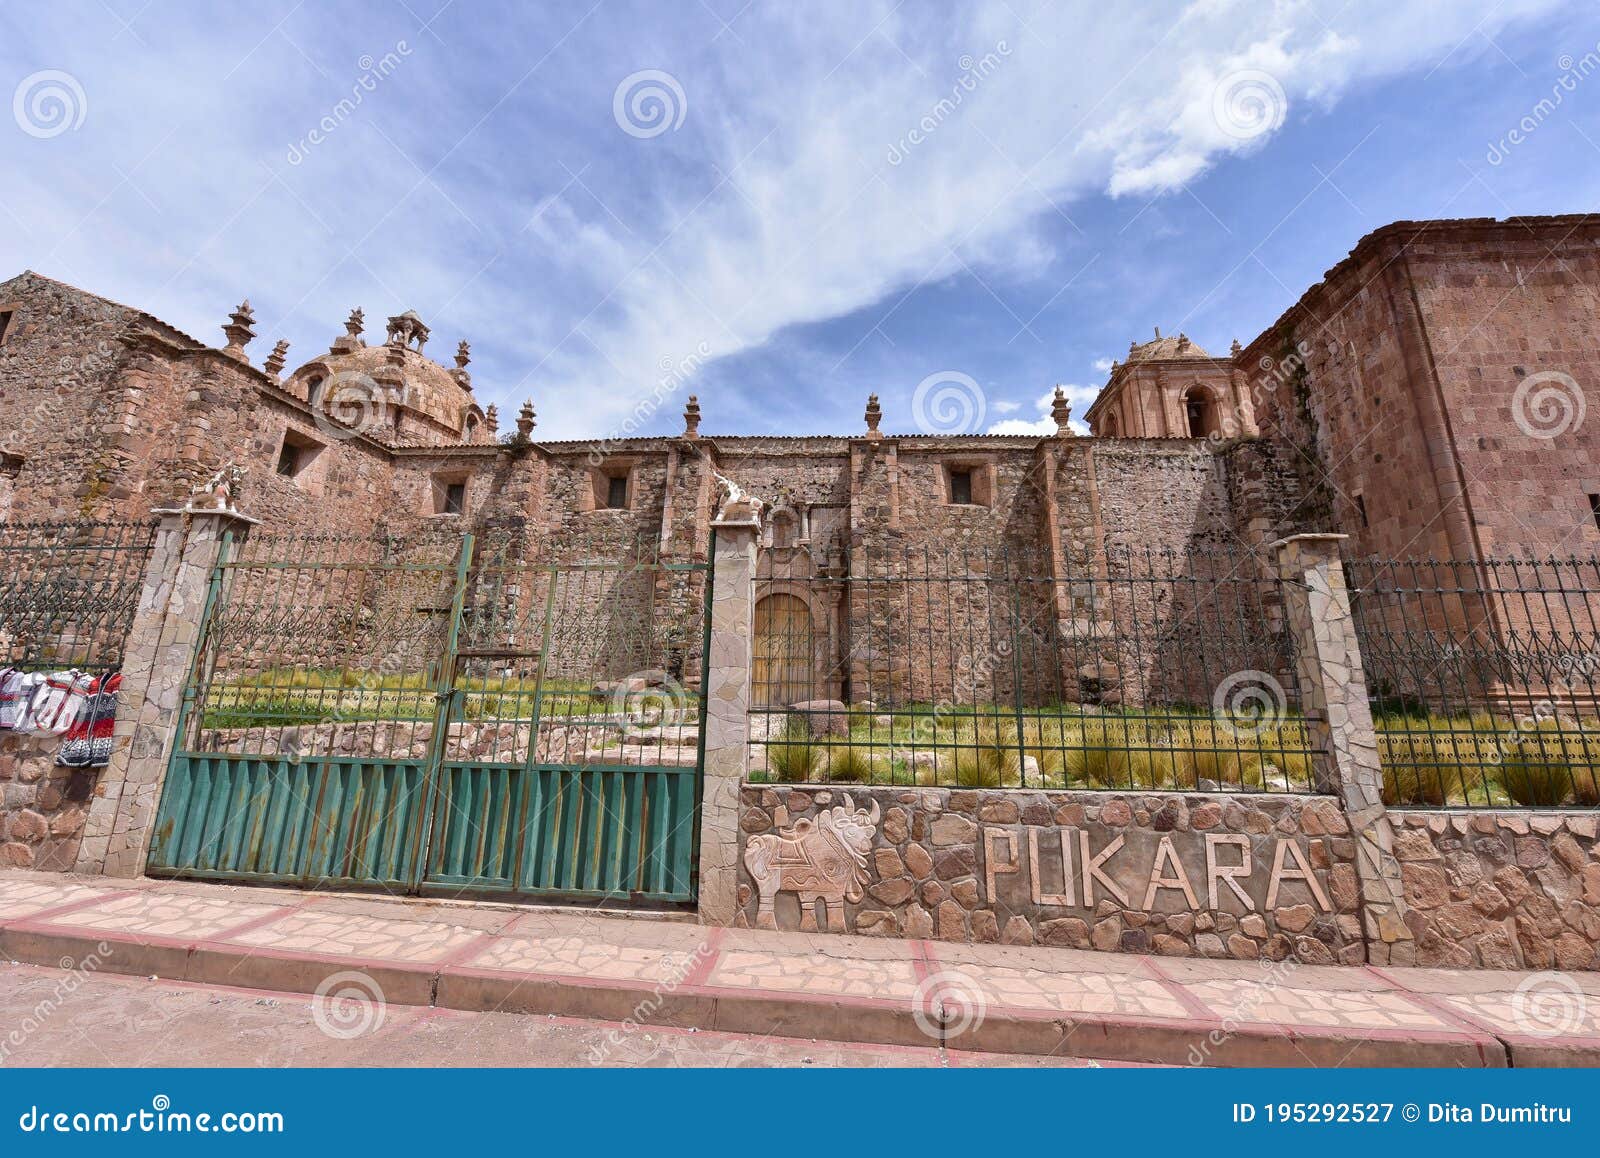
<box><xmin>1392</xmin><ymin>811</ymin><xmax>1600</xmax><ymax>970</ymax></box>
<box><xmin>737</xmin><ymin>784</ymin><xmax>1362</xmax><ymax>962</ymax></box>
<box><xmin>0</xmin><ymin>732</ymin><xmax>94</xmax><ymax>871</ymax></box>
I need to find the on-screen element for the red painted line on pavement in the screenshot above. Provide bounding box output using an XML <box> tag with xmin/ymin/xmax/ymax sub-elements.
<box><xmin>680</xmin><ymin>926</ymin><xmax>724</xmax><ymax>986</ymax></box>
<box><xmin>910</xmin><ymin>939</ymin><xmax>936</xmax><ymax>985</ymax></box>
<box><xmin>1139</xmin><ymin>954</ymin><xmax>1222</xmax><ymax>1023</ymax></box>
<box><xmin>10</xmin><ymin>888</ymin><xmax>138</xmax><ymax>925</ymax></box>
<box><xmin>1363</xmin><ymin>964</ymin><xmax>1504</xmax><ymax>1038</ymax></box>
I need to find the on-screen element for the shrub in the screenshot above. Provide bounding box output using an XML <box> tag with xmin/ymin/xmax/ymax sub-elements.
<box><xmin>1065</xmin><ymin>717</ymin><xmax>1181</xmax><ymax>790</ymax></box>
<box><xmin>767</xmin><ymin>714</ymin><xmax>820</xmax><ymax>783</ymax></box>
<box><xmin>825</xmin><ymin>745</ymin><xmax>878</xmax><ymax>783</ymax></box>
<box><xmin>1497</xmin><ymin>759</ymin><xmax>1572</xmax><ymax>807</ymax></box>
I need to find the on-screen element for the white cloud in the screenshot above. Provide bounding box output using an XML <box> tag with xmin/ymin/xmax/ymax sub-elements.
<box><xmin>987</xmin><ymin>383</ymin><xmax>1096</xmax><ymax>436</ymax></box>
<box><xmin>0</xmin><ymin>0</ymin><xmax>1568</xmax><ymax>440</ymax></box>
<box><xmin>1093</xmin><ymin>356</ymin><xmax>1115</xmax><ymax>374</ymax></box>
<box><xmin>991</xmin><ymin>399</ymin><xmax>1023</xmax><ymax>414</ymax></box>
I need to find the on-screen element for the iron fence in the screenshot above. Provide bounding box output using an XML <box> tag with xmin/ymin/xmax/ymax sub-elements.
<box><xmin>749</xmin><ymin>542</ymin><xmax>1320</xmax><ymax>792</ymax></box>
<box><xmin>1347</xmin><ymin>555</ymin><xmax>1600</xmax><ymax>809</ymax></box>
<box><xmin>0</xmin><ymin>519</ymin><xmax>157</xmax><ymax>670</ymax></box>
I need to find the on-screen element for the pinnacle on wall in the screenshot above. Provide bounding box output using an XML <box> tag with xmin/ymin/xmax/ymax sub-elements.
<box><xmin>1051</xmin><ymin>386</ymin><xmax>1072</xmax><ymax>436</ymax></box>
<box><xmin>264</xmin><ymin>339</ymin><xmax>290</xmax><ymax>380</ymax></box>
<box><xmin>515</xmin><ymin>398</ymin><xmax>536</xmax><ymax>439</ymax></box>
<box><xmin>484</xmin><ymin>404</ymin><xmax>499</xmax><ymax>435</ymax></box>
<box><xmin>683</xmin><ymin>394</ymin><xmax>701</xmax><ymax>440</ymax></box>
<box><xmin>452</xmin><ymin>339</ymin><xmax>472</xmax><ymax>390</ymax></box>
<box><xmin>864</xmin><ymin>394</ymin><xmax>882</xmax><ymax>442</ymax></box>
<box><xmin>221</xmin><ymin>300</ymin><xmax>256</xmax><ymax>360</ymax></box>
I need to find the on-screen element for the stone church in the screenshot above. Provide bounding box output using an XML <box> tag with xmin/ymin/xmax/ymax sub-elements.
<box><xmin>1</xmin><ymin>212</ymin><xmax>1595</xmax><ymax>590</ymax></box>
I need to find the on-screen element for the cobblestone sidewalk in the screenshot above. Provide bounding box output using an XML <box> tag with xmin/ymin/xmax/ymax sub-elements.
<box><xmin>1</xmin><ymin>869</ymin><xmax>1596</xmax><ymax>1067</ymax></box>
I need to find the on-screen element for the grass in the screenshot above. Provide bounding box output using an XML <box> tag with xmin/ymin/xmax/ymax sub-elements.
<box><xmin>203</xmin><ymin>667</ymin><xmax>1600</xmax><ymax>804</ymax></box>
<box><xmin>197</xmin><ymin>665</ymin><xmax>670</xmax><ymax>730</ymax></box>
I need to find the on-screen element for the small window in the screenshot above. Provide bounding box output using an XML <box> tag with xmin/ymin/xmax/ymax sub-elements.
<box><xmin>274</xmin><ymin>430</ymin><xmax>322</xmax><ymax>479</ymax></box>
<box><xmin>606</xmin><ymin>474</ymin><xmax>629</xmax><ymax>509</ymax></box>
<box><xmin>1590</xmin><ymin>493</ymin><xmax>1600</xmax><ymax>532</ymax></box>
<box><xmin>0</xmin><ymin>451</ymin><xmax>22</xmax><ymax>477</ymax></box>
<box><xmin>0</xmin><ymin>308</ymin><xmax>14</xmax><ymax>347</ymax></box>
<box><xmin>950</xmin><ymin>469</ymin><xmax>974</xmax><ymax>505</ymax></box>
<box><xmin>1355</xmin><ymin>493</ymin><xmax>1369</xmax><ymax>528</ymax></box>
<box><xmin>305</xmin><ymin>376</ymin><xmax>323</xmax><ymax>408</ymax></box>
<box><xmin>443</xmin><ymin>482</ymin><xmax>465</xmax><ymax>515</ymax></box>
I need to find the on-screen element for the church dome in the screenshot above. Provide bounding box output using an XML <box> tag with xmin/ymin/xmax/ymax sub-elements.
<box><xmin>1125</xmin><ymin>330</ymin><xmax>1211</xmax><ymax>362</ymax></box>
<box><xmin>281</xmin><ymin>308</ymin><xmax>487</xmax><ymax>445</ymax></box>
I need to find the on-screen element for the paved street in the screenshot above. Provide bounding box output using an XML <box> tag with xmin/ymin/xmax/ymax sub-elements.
<box><xmin>0</xmin><ymin>962</ymin><xmax>1102</xmax><ymax>1068</ymax></box>
<box><xmin>2</xmin><ymin>869</ymin><xmax>1597</xmax><ymax>1067</ymax></box>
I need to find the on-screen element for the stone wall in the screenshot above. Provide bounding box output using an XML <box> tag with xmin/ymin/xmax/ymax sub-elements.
<box><xmin>738</xmin><ymin>784</ymin><xmax>1362</xmax><ymax>962</ymax></box>
<box><xmin>1392</xmin><ymin>810</ymin><xmax>1600</xmax><ymax>970</ymax></box>
<box><xmin>0</xmin><ymin>731</ymin><xmax>93</xmax><ymax>872</ymax></box>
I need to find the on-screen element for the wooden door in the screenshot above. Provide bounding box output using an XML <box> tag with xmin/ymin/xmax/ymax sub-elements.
<box><xmin>754</xmin><ymin>593</ymin><xmax>812</xmax><ymax>707</ymax></box>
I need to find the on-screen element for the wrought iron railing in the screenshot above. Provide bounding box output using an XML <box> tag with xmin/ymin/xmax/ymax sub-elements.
<box><xmin>0</xmin><ymin>519</ymin><xmax>158</xmax><ymax>670</ymax></box>
<box><xmin>1347</xmin><ymin>555</ymin><xmax>1600</xmax><ymax>809</ymax></box>
<box><xmin>748</xmin><ymin>542</ymin><xmax>1320</xmax><ymax>792</ymax></box>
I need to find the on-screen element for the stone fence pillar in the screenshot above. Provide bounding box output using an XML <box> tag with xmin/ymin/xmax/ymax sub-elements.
<box><xmin>696</xmin><ymin>507</ymin><xmax>759</xmax><ymax>925</ymax></box>
<box><xmin>1273</xmin><ymin>533</ymin><xmax>1414</xmax><ymax>965</ymax></box>
<box><xmin>76</xmin><ymin>506</ymin><xmax>257</xmax><ymax>877</ymax></box>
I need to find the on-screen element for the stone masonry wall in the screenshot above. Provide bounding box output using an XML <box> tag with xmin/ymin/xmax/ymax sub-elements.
<box><xmin>0</xmin><ymin>732</ymin><xmax>93</xmax><ymax>872</ymax></box>
<box><xmin>738</xmin><ymin>784</ymin><xmax>1362</xmax><ymax>962</ymax></box>
<box><xmin>1392</xmin><ymin>810</ymin><xmax>1600</xmax><ymax>970</ymax></box>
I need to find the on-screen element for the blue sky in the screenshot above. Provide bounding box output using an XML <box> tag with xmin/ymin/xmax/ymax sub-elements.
<box><xmin>3</xmin><ymin>0</ymin><xmax>1598</xmax><ymax>440</ymax></box>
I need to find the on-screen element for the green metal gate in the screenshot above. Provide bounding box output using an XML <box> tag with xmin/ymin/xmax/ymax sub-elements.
<box><xmin>146</xmin><ymin>527</ymin><xmax>710</xmax><ymax>905</ymax></box>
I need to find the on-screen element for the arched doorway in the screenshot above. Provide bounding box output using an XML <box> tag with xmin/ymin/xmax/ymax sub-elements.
<box><xmin>754</xmin><ymin>593</ymin><xmax>813</xmax><ymax>707</ymax></box>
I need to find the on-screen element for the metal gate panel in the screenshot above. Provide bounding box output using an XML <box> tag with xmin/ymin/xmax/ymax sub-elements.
<box><xmin>150</xmin><ymin>755</ymin><xmax>428</xmax><ymax>887</ymax></box>
<box><xmin>421</xmin><ymin>764</ymin><xmax>697</xmax><ymax>900</ymax></box>
<box><xmin>147</xmin><ymin>526</ymin><xmax>711</xmax><ymax>907</ymax></box>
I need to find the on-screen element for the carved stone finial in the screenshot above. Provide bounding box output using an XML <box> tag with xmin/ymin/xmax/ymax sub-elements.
<box><xmin>683</xmin><ymin>394</ymin><xmax>701</xmax><ymax>440</ymax></box>
<box><xmin>713</xmin><ymin>470</ymin><xmax>765</xmax><ymax>524</ymax></box>
<box><xmin>221</xmin><ymin>300</ymin><xmax>256</xmax><ymax>359</ymax></box>
<box><xmin>1230</xmin><ymin>338</ymin><xmax>1242</xmax><ymax>358</ymax></box>
<box><xmin>455</xmin><ymin>339</ymin><xmax>471</xmax><ymax>369</ymax></box>
<box><xmin>346</xmin><ymin>308</ymin><xmax>365</xmax><ymax>338</ymax></box>
<box><xmin>516</xmin><ymin>399</ymin><xmax>536</xmax><ymax>439</ymax></box>
<box><xmin>264</xmin><ymin>339</ymin><xmax>290</xmax><ymax>379</ymax></box>
<box><xmin>1051</xmin><ymin>386</ymin><xmax>1073</xmax><ymax>437</ymax></box>
<box><xmin>864</xmin><ymin>394</ymin><xmax>882</xmax><ymax>442</ymax></box>
<box><xmin>190</xmin><ymin>463</ymin><xmax>247</xmax><ymax>513</ymax></box>
<box><xmin>1176</xmin><ymin>332</ymin><xmax>1190</xmax><ymax>353</ymax></box>
<box><xmin>385</xmin><ymin>310</ymin><xmax>430</xmax><ymax>352</ymax></box>
<box><xmin>484</xmin><ymin>404</ymin><xmax>499</xmax><ymax>435</ymax></box>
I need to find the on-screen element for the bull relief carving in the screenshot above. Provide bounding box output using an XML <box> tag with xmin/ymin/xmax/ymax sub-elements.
<box><xmin>744</xmin><ymin>795</ymin><xmax>881</xmax><ymax>931</ymax></box>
